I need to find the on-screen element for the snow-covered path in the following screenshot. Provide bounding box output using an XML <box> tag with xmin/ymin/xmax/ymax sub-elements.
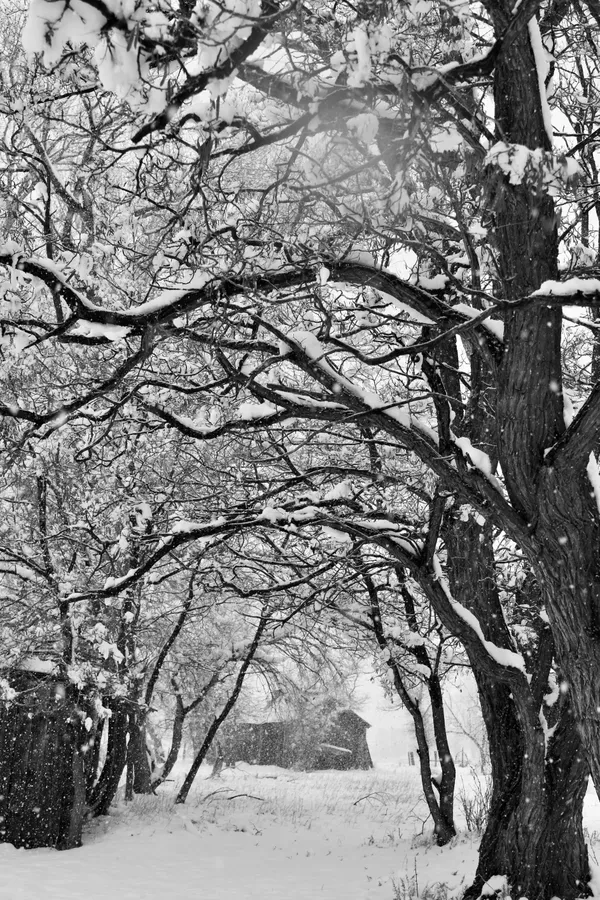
<box><xmin>0</xmin><ymin>766</ymin><xmax>478</xmax><ymax>900</ymax></box>
<box><xmin>0</xmin><ymin>812</ymin><xmax>477</xmax><ymax>900</ymax></box>
<box><xmin>2</xmin><ymin>765</ymin><xmax>599</xmax><ymax>900</ymax></box>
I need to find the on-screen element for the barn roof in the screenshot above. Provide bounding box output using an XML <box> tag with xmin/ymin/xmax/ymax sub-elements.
<box><xmin>234</xmin><ymin>709</ymin><xmax>371</xmax><ymax>729</ymax></box>
<box><xmin>335</xmin><ymin>709</ymin><xmax>371</xmax><ymax>728</ymax></box>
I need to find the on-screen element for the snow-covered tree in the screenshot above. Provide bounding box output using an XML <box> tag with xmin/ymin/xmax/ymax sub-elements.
<box><xmin>4</xmin><ymin>0</ymin><xmax>600</xmax><ymax>895</ymax></box>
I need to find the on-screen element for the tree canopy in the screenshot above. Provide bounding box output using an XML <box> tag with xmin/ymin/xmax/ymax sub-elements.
<box><xmin>4</xmin><ymin>0</ymin><xmax>600</xmax><ymax>895</ymax></box>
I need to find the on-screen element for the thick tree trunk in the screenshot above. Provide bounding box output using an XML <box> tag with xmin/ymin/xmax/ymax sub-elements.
<box><xmin>477</xmin><ymin>7</ymin><xmax>599</xmax><ymax>878</ymax></box>
<box><xmin>533</xmin><ymin>467</ymin><xmax>600</xmax><ymax>801</ymax></box>
<box><xmin>465</xmin><ymin>676</ymin><xmax>523</xmax><ymax>900</ymax></box>
<box><xmin>132</xmin><ymin>728</ymin><xmax>153</xmax><ymax>795</ymax></box>
<box><xmin>444</xmin><ymin>514</ymin><xmax>589</xmax><ymax>899</ymax></box>
<box><xmin>485</xmin><ymin>708</ymin><xmax>548</xmax><ymax>898</ymax></box>
<box><xmin>126</xmin><ymin>712</ymin><xmax>153</xmax><ymax>796</ymax></box>
<box><xmin>538</xmin><ymin>701</ymin><xmax>589</xmax><ymax>900</ymax></box>
<box><xmin>467</xmin><ymin>675</ymin><xmax>589</xmax><ymax>900</ymax></box>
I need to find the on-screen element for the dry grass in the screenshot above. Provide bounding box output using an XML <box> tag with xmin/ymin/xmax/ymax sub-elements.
<box><xmin>105</xmin><ymin>763</ymin><xmax>428</xmax><ymax>838</ymax></box>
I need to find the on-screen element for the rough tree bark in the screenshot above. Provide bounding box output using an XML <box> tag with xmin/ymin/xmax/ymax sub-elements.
<box><xmin>533</xmin><ymin>469</ymin><xmax>600</xmax><ymax>803</ymax></box>
<box><xmin>128</xmin><ymin>711</ymin><xmax>153</xmax><ymax>796</ymax></box>
<box><xmin>478</xmin><ymin>1</ymin><xmax>600</xmax><ymax>851</ymax></box>
<box><xmin>396</xmin><ymin>7</ymin><xmax>594</xmax><ymax>896</ymax></box>
<box><xmin>467</xmin><ymin>672</ymin><xmax>589</xmax><ymax>900</ymax></box>
<box><xmin>446</xmin><ymin>516</ymin><xmax>590</xmax><ymax>900</ymax></box>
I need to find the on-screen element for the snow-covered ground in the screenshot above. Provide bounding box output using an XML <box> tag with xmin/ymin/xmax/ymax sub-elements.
<box><xmin>2</xmin><ymin>764</ymin><xmax>600</xmax><ymax>900</ymax></box>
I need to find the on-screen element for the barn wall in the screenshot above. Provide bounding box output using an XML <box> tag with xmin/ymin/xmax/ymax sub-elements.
<box><xmin>313</xmin><ymin>711</ymin><xmax>372</xmax><ymax>770</ymax></box>
<box><xmin>226</xmin><ymin>711</ymin><xmax>373</xmax><ymax>770</ymax></box>
<box><xmin>0</xmin><ymin>676</ymin><xmax>87</xmax><ymax>849</ymax></box>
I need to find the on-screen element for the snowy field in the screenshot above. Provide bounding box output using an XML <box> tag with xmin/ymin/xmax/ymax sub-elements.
<box><xmin>2</xmin><ymin>764</ymin><xmax>600</xmax><ymax>900</ymax></box>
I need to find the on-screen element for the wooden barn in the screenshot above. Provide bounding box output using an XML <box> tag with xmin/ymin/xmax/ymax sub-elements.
<box><xmin>312</xmin><ymin>710</ymin><xmax>373</xmax><ymax>770</ymax></box>
<box><xmin>225</xmin><ymin>709</ymin><xmax>373</xmax><ymax>770</ymax></box>
<box><xmin>0</xmin><ymin>663</ymin><xmax>89</xmax><ymax>850</ymax></box>
<box><xmin>225</xmin><ymin>722</ymin><xmax>295</xmax><ymax>767</ymax></box>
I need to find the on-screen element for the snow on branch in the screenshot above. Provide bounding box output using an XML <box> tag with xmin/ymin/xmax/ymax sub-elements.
<box><xmin>0</xmin><ymin>250</ymin><xmax>507</xmax><ymax>356</ymax></box>
<box><xmin>63</xmin><ymin>501</ymin><xmax>354</xmax><ymax>604</ymax></box>
<box><xmin>0</xmin><ymin>338</ymin><xmax>152</xmax><ymax>434</ymax></box>
<box><xmin>332</xmin><ymin>258</ymin><xmax>600</xmax><ymax>321</ymax></box>
<box><xmin>485</xmin><ymin>142</ymin><xmax>580</xmax><ymax>194</ymax></box>
<box><xmin>531</xmin><ymin>277</ymin><xmax>600</xmax><ymax>299</ymax></box>
<box><xmin>324</xmin><ymin>262</ymin><xmax>507</xmax><ymax>355</ymax></box>
<box><xmin>451</xmin><ymin>303</ymin><xmax>504</xmax><ymax>342</ymax></box>
<box><xmin>545</xmin><ymin>378</ymin><xmax>600</xmax><ymax>470</ymax></box>
<box><xmin>132</xmin><ymin>0</ymin><xmax>279</xmax><ymax>142</ymax></box>
<box><xmin>139</xmin><ymin>399</ymin><xmax>292</xmax><ymax>440</ymax></box>
<box><xmin>271</xmin><ymin>335</ymin><xmax>524</xmax><ymax>539</ymax></box>
<box><xmin>23</xmin><ymin>0</ymin><xmax>280</xmax><ymax>130</ymax></box>
<box><xmin>0</xmin><ymin>248</ymin><xmax>219</xmax><ymax>331</ymax></box>
<box><xmin>587</xmin><ymin>453</ymin><xmax>600</xmax><ymax>517</ymax></box>
<box><xmin>432</xmin><ymin>555</ymin><xmax>526</xmax><ymax>674</ymax></box>
<box><xmin>452</xmin><ymin>436</ymin><xmax>504</xmax><ymax>493</ymax></box>
<box><xmin>0</xmin><ymin>562</ymin><xmax>43</xmax><ymax>584</ymax></box>
<box><xmin>288</xmin><ymin>329</ymin><xmax>410</xmax><ymax>429</ymax></box>
<box><xmin>527</xmin><ymin>17</ymin><xmax>553</xmax><ymax>145</ymax></box>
